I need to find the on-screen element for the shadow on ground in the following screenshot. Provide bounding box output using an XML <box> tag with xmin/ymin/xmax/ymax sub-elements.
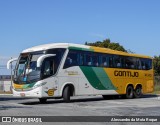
<box><xmin>20</xmin><ymin>94</ymin><xmax>159</xmax><ymax>105</ymax></box>
<box><xmin>0</xmin><ymin>96</ymin><xmax>31</xmax><ymax>101</ymax></box>
<box><xmin>0</xmin><ymin>105</ymin><xmax>32</xmax><ymax>110</ymax></box>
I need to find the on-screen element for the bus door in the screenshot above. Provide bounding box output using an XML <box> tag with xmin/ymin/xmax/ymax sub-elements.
<box><xmin>40</xmin><ymin>55</ymin><xmax>59</xmax><ymax>96</ymax></box>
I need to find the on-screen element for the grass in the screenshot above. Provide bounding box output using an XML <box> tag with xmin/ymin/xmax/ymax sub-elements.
<box><xmin>153</xmin><ymin>85</ymin><xmax>160</xmax><ymax>94</ymax></box>
<box><xmin>153</xmin><ymin>76</ymin><xmax>160</xmax><ymax>94</ymax></box>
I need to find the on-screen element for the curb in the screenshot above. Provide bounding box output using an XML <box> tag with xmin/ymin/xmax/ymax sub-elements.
<box><xmin>0</xmin><ymin>94</ymin><xmax>13</xmax><ymax>96</ymax></box>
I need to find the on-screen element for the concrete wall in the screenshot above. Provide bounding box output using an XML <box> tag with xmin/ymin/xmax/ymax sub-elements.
<box><xmin>0</xmin><ymin>81</ymin><xmax>4</xmax><ymax>91</ymax></box>
<box><xmin>4</xmin><ymin>81</ymin><xmax>11</xmax><ymax>91</ymax></box>
<box><xmin>0</xmin><ymin>80</ymin><xmax>11</xmax><ymax>92</ymax></box>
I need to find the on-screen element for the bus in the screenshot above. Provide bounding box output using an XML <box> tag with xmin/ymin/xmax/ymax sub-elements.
<box><xmin>7</xmin><ymin>43</ymin><xmax>154</xmax><ymax>103</ymax></box>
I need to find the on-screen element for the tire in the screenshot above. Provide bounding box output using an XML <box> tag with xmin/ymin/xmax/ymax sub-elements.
<box><xmin>63</xmin><ymin>86</ymin><xmax>70</xmax><ymax>103</ymax></box>
<box><xmin>39</xmin><ymin>98</ymin><xmax>47</xmax><ymax>103</ymax></box>
<box><xmin>134</xmin><ymin>86</ymin><xmax>142</xmax><ymax>98</ymax></box>
<box><xmin>126</xmin><ymin>86</ymin><xmax>134</xmax><ymax>99</ymax></box>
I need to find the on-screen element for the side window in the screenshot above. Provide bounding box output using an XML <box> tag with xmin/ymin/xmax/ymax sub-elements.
<box><xmin>113</xmin><ymin>56</ymin><xmax>121</xmax><ymax>68</ymax></box>
<box><xmin>100</xmin><ymin>54</ymin><xmax>109</xmax><ymax>67</ymax></box>
<box><xmin>84</xmin><ymin>52</ymin><xmax>92</xmax><ymax>66</ymax></box>
<box><xmin>145</xmin><ymin>59</ymin><xmax>152</xmax><ymax>70</ymax></box>
<box><xmin>121</xmin><ymin>56</ymin><xmax>126</xmax><ymax>68</ymax></box>
<box><xmin>41</xmin><ymin>57</ymin><xmax>54</xmax><ymax>79</ymax></box>
<box><xmin>100</xmin><ymin>55</ymin><xmax>107</xmax><ymax>67</ymax></box>
<box><xmin>109</xmin><ymin>56</ymin><xmax>114</xmax><ymax>67</ymax></box>
<box><xmin>125</xmin><ymin>57</ymin><xmax>136</xmax><ymax>69</ymax></box>
<box><xmin>79</xmin><ymin>52</ymin><xmax>84</xmax><ymax>65</ymax></box>
<box><xmin>141</xmin><ymin>60</ymin><xmax>146</xmax><ymax>70</ymax></box>
<box><xmin>92</xmin><ymin>53</ymin><xmax>99</xmax><ymax>67</ymax></box>
<box><xmin>140</xmin><ymin>59</ymin><xmax>152</xmax><ymax>70</ymax></box>
<box><xmin>63</xmin><ymin>50</ymin><xmax>78</xmax><ymax>69</ymax></box>
<box><xmin>136</xmin><ymin>59</ymin><xmax>142</xmax><ymax>69</ymax></box>
<box><xmin>47</xmin><ymin>48</ymin><xmax>65</xmax><ymax>63</ymax></box>
<box><xmin>47</xmin><ymin>48</ymin><xmax>66</xmax><ymax>72</ymax></box>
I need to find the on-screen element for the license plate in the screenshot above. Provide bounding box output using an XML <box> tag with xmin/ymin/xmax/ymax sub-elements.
<box><xmin>20</xmin><ymin>93</ymin><xmax>25</xmax><ymax>97</ymax></box>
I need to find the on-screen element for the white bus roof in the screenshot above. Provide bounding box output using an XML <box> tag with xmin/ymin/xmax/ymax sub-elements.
<box><xmin>22</xmin><ymin>43</ymin><xmax>88</xmax><ymax>53</ymax></box>
<box><xmin>22</xmin><ymin>43</ymin><xmax>151</xmax><ymax>59</ymax></box>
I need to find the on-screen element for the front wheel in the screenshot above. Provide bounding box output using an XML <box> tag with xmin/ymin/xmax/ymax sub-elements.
<box><xmin>63</xmin><ymin>86</ymin><xmax>70</xmax><ymax>103</ymax></box>
<box><xmin>134</xmin><ymin>86</ymin><xmax>142</xmax><ymax>98</ymax></box>
<box><xmin>126</xmin><ymin>86</ymin><xmax>134</xmax><ymax>99</ymax></box>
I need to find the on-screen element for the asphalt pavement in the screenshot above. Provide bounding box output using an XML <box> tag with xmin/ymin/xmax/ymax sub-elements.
<box><xmin>0</xmin><ymin>94</ymin><xmax>160</xmax><ymax>125</ymax></box>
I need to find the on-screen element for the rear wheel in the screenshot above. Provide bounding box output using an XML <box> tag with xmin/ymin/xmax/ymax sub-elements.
<box><xmin>63</xmin><ymin>86</ymin><xmax>70</xmax><ymax>103</ymax></box>
<box><xmin>39</xmin><ymin>98</ymin><xmax>47</xmax><ymax>103</ymax></box>
<box><xmin>134</xmin><ymin>86</ymin><xmax>142</xmax><ymax>98</ymax></box>
<box><xmin>126</xmin><ymin>86</ymin><xmax>134</xmax><ymax>99</ymax></box>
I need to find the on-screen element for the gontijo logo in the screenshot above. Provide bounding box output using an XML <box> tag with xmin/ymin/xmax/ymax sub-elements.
<box><xmin>114</xmin><ymin>70</ymin><xmax>139</xmax><ymax>77</ymax></box>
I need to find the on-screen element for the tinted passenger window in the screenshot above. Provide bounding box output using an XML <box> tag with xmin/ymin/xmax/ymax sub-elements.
<box><xmin>140</xmin><ymin>59</ymin><xmax>152</xmax><ymax>70</ymax></box>
<box><xmin>63</xmin><ymin>49</ymin><xmax>152</xmax><ymax>70</ymax></box>
<box><xmin>84</xmin><ymin>52</ymin><xmax>92</xmax><ymax>66</ymax></box>
<box><xmin>113</xmin><ymin>56</ymin><xmax>121</xmax><ymax>68</ymax></box>
<box><xmin>41</xmin><ymin>57</ymin><xmax>55</xmax><ymax>79</ymax></box>
<box><xmin>125</xmin><ymin>57</ymin><xmax>137</xmax><ymax>69</ymax></box>
<box><xmin>100</xmin><ymin>55</ymin><xmax>108</xmax><ymax>67</ymax></box>
<box><xmin>64</xmin><ymin>50</ymin><xmax>78</xmax><ymax>68</ymax></box>
<box><xmin>92</xmin><ymin>53</ymin><xmax>99</xmax><ymax>67</ymax></box>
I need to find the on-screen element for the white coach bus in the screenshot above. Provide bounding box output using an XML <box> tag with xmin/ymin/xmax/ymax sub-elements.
<box><xmin>7</xmin><ymin>43</ymin><xmax>154</xmax><ymax>103</ymax></box>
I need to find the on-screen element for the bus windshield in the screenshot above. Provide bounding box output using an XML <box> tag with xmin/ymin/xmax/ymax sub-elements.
<box><xmin>14</xmin><ymin>53</ymin><xmax>43</xmax><ymax>84</ymax></box>
<box><xmin>14</xmin><ymin>48</ymin><xmax>66</xmax><ymax>84</ymax></box>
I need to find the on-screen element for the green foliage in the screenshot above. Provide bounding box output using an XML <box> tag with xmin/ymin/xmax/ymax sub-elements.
<box><xmin>85</xmin><ymin>39</ymin><xmax>127</xmax><ymax>52</ymax></box>
<box><xmin>153</xmin><ymin>56</ymin><xmax>160</xmax><ymax>76</ymax></box>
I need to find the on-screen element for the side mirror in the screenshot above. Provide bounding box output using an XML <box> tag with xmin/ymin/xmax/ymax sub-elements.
<box><xmin>37</xmin><ymin>54</ymin><xmax>56</xmax><ymax>67</ymax></box>
<box><xmin>7</xmin><ymin>58</ymin><xmax>18</xmax><ymax>69</ymax></box>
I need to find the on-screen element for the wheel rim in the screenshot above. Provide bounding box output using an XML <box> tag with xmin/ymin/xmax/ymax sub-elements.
<box><xmin>136</xmin><ymin>87</ymin><xmax>141</xmax><ymax>96</ymax></box>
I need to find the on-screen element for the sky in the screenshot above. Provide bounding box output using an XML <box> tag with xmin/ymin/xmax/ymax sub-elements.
<box><xmin>0</xmin><ymin>0</ymin><xmax>160</xmax><ymax>74</ymax></box>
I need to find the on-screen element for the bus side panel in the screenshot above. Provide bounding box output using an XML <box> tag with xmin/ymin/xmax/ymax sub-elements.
<box><xmin>57</xmin><ymin>66</ymin><xmax>154</xmax><ymax>97</ymax></box>
<box><xmin>145</xmin><ymin>80</ymin><xmax>154</xmax><ymax>93</ymax></box>
<box><xmin>104</xmin><ymin>68</ymin><xmax>154</xmax><ymax>94</ymax></box>
<box><xmin>79</xmin><ymin>66</ymin><xmax>118</xmax><ymax>95</ymax></box>
<box><xmin>58</xmin><ymin>66</ymin><xmax>79</xmax><ymax>96</ymax></box>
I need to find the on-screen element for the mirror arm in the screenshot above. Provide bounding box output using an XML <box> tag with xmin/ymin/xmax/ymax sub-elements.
<box><xmin>37</xmin><ymin>54</ymin><xmax>56</xmax><ymax>67</ymax></box>
<box><xmin>7</xmin><ymin>58</ymin><xmax>18</xmax><ymax>69</ymax></box>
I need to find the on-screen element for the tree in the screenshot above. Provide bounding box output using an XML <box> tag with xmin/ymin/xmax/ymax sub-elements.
<box><xmin>85</xmin><ymin>39</ymin><xmax>127</xmax><ymax>52</ymax></box>
<box><xmin>153</xmin><ymin>56</ymin><xmax>160</xmax><ymax>76</ymax></box>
